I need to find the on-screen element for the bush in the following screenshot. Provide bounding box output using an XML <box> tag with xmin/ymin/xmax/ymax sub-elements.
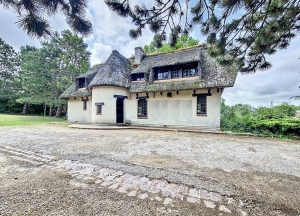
<box><xmin>251</xmin><ymin>118</ymin><xmax>300</xmax><ymax>136</ymax></box>
<box><xmin>221</xmin><ymin>100</ymin><xmax>300</xmax><ymax>138</ymax></box>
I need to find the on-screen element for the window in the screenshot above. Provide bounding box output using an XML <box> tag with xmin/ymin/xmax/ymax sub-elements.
<box><xmin>157</xmin><ymin>70</ymin><xmax>169</xmax><ymax>80</ymax></box>
<box><xmin>183</xmin><ymin>68</ymin><xmax>198</xmax><ymax>77</ymax></box>
<box><xmin>132</xmin><ymin>73</ymin><xmax>145</xmax><ymax>81</ymax></box>
<box><xmin>83</xmin><ymin>100</ymin><xmax>87</xmax><ymax>110</ymax></box>
<box><xmin>171</xmin><ymin>69</ymin><xmax>180</xmax><ymax>79</ymax></box>
<box><xmin>78</xmin><ymin>78</ymin><xmax>86</xmax><ymax>88</ymax></box>
<box><xmin>197</xmin><ymin>96</ymin><xmax>206</xmax><ymax>115</ymax></box>
<box><xmin>96</xmin><ymin>105</ymin><xmax>102</xmax><ymax>114</ymax></box>
<box><xmin>137</xmin><ymin>99</ymin><xmax>147</xmax><ymax>117</ymax></box>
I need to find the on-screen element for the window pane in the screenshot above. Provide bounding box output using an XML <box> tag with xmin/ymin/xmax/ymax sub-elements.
<box><xmin>158</xmin><ymin>73</ymin><xmax>163</xmax><ymax>80</ymax></box>
<box><xmin>83</xmin><ymin>101</ymin><xmax>87</xmax><ymax>110</ymax></box>
<box><xmin>78</xmin><ymin>78</ymin><xmax>86</xmax><ymax>88</ymax></box>
<box><xmin>183</xmin><ymin>68</ymin><xmax>198</xmax><ymax>77</ymax></box>
<box><xmin>138</xmin><ymin>99</ymin><xmax>147</xmax><ymax>117</ymax></box>
<box><xmin>132</xmin><ymin>73</ymin><xmax>145</xmax><ymax>81</ymax></box>
<box><xmin>157</xmin><ymin>71</ymin><xmax>169</xmax><ymax>80</ymax></box>
<box><xmin>171</xmin><ymin>70</ymin><xmax>180</xmax><ymax>78</ymax></box>
<box><xmin>163</xmin><ymin>71</ymin><xmax>169</xmax><ymax>79</ymax></box>
<box><xmin>183</xmin><ymin>69</ymin><xmax>189</xmax><ymax>77</ymax></box>
<box><xmin>197</xmin><ymin>97</ymin><xmax>206</xmax><ymax>114</ymax></box>
<box><xmin>190</xmin><ymin>68</ymin><xmax>197</xmax><ymax>76</ymax></box>
<box><xmin>97</xmin><ymin>105</ymin><xmax>102</xmax><ymax>114</ymax></box>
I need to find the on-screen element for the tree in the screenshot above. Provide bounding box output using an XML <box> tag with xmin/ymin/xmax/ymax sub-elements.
<box><xmin>105</xmin><ymin>0</ymin><xmax>300</xmax><ymax>73</ymax></box>
<box><xmin>42</xmin><ymin>30</ymin><xmax>91</xmax><ymax>117</ymax></box>
<box><xmin>1</xmin><ymin>0</ymin><xmax>92</xmax><ymax>38</ymax></box>
<box><xmin>17</xmin><ymin>30</ymin><xmax>91</xmax><ymax>117</ymax></box>
<box><xmin>143</xmin><ymin>34</ymin><xmax>199</xmax><ymax>54</ymax></box>
<box><xmin>17</xmin><ymin>47</ymin><xmax>53</xmax><ymax>114</ymax></box>
<box><xmin>0</xmin><ymin>38</ymin><xmax>20</xmax><ymax>112</ymax></box>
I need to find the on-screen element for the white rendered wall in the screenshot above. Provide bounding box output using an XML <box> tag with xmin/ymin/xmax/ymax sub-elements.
<box><xmin>126</xmin><ymin>88</ymin><xmax>221</xmax><ymax>128</ymax></box>
<box><xmin>91</xmin><ymin>86</ymin><xmax>130</xmax><ymax>124</ymax></box>
<box><xmin>67</xmin><ymin>96</ymin><xmax>92</xmax><ymax>123</ymax></box>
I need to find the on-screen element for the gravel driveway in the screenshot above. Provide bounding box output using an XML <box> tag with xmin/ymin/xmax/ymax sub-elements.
<box><xmin>0</xmin><ymin>124</ymin><xmax>299</xmax><ymax>215</ymax></box>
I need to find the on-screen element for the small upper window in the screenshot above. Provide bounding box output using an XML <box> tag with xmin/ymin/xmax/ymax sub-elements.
<box><xmin>183</xmin><ymin>68</ymin><xmax>198</xmax><ymax>77</ymax></box>
<box><xmin>78</xmin><ymin>78</ymin><xmax>86</xmax><ymax>88</ymax></box>
<box><xmin>132</xmin><ymin>73</ymin><xmax>145</xmax><ymax>81</ymax></box>
<box><xmin>171</xmin><ymin>69</ymin><xmax>180</xmax><ymax>79</ymax></box>
<box><xmin>157</xmin><ymin>70</ymin><xmax>169</xmax><ymax>80</ymax></box>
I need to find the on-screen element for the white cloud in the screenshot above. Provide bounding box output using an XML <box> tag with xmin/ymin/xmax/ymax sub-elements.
<box><xmin>85</xmin><ymin>0</ymin><xmax>153</xmax><ymax>65</ymax></box>
<box><xmin>89</xmin><ymin>42</ymin><xmax>113</xmax><ymax>65</ymax></box>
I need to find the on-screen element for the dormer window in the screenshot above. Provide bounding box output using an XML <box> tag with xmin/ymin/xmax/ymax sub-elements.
<box><xmin>157</xmin><ymin>70</ymin><xmax>169</xmax><ymax>80</ymax></box>
<box><xmin>183</xmin><ymin>68</ymin><xmax>198</xmax><ymax>77</ymax></box>
<box><xmin>132</xmin><ymin>73</ymin><xmax>145</xmax><ymax>81</ymax></box>
<box><xmin>171</xmin><ymin>69</ymin><xmax>180</xmax><ymax>78</ymax></box>
<box><xmin>77</xmin><ymin>78</ymin><xmax>86</xmax><ymax>89</ymax></box>
<box><xmin>154</xmin><ymin>61</ymin><xmax>199</xmax><ymax>81</ymax></box>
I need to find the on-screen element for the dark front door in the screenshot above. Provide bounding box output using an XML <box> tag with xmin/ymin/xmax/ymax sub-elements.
<box><xmin>116</xmin><ymin>98</ymin><xmax>124</xmax><ymax>124</ymax></box>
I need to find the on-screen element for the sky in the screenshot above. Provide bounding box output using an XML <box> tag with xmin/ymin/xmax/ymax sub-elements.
<box><xmin>0</xmin><ymin>1</ymin><xmax>299</xmax><ymax>107</ymax></box>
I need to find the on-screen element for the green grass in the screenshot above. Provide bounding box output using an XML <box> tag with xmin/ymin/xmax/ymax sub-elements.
<box><xmin>0</xmin><ymin>114</ymin><xmax>66</xmax><ymax>126</ymax></box>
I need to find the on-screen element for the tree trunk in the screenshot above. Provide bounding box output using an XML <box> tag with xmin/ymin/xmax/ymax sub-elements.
<box><xmin>55</xmin><ymin>105</ymin><xmax>62</xmax><ymax>118</ymax></box>
<box><xmin>44</xmin><ymin>104</ymin><xmax>47</xmax><ymax>116</ymax></box>
<box><xmin>21</xmin><ymin>102</ymin><xmax>28</xmax><ymax>115</ymax></box>
<box><xmin>49</xmin><ymin>105</ymin><xmax>52</xmax><ymax>117</ymax></box>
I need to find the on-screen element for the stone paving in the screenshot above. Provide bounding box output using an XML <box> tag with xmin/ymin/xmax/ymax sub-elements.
<box><xmin>0</xmin><ymin>145</ymin><xmax>248</xmax><ymax>215</ymax></box>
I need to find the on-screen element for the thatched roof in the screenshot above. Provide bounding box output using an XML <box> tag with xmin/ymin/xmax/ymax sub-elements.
<box><xmin>59</xmin><ymin>83</ymin><xmax>92</xmax><ymax>99</ymax></box>
<box><xmin>59</xmin><ymin>64</ymin><xmax>101</xmax><ymax>99</ymax></box>
<box><xmin>129</xmin><ymin>47</ymin><xmax>238</xmax><ymax>93</ymax></box>
<box><xmin>131</xmin><ymin>47</ymin><xmax>201</xmax><ymax>74</ymax></box>
<box><xmin>60</xmin><ymin>50</ymin><xmax>130</xmax><ymax>99</ymax></box>
<box><xmin>89</xmin><ymin>50</ymin><xmax>130</xmax><ymax>88</ymax></box>
<box><xmin>60</xmin><ymin>46</ymin><xmax>238</xmax><ymax>98</ymax></box>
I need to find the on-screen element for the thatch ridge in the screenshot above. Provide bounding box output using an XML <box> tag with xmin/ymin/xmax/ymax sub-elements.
<box><xmin>88</xmin><ymin>50</ymin><xmax>130</xmax><ymax>88</ymax></box>
<box><xmin>131</xmin><ymin>47</ymin><xmax>202</xmax><ymax>74</ymax></box>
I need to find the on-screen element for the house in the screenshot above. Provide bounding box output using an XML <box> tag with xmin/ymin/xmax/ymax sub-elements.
<box><xmin>59</xmin><ymin>46</ymin><xmax>238</xmax><ymax>128</ymax></box>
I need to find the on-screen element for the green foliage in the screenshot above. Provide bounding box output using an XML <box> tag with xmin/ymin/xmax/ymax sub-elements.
<box><xmin>221</xmin><ymin>99</ymin><xmax>300</xmax><ymax>138</ymax></box>
<box><xmin>1</xmin><ymin>0</ymin><xmax>91</xmax><ymax>38</ymax></box>
<box><xmin>17</xmin><ymin>48</ymin><xmax>53</xmax><ymax>105</ymax></box>
<box><xmin>1</xmin><ymin>30</ymin><xmax>90</xmax><ymax>116</ymax></box>
<box><xmin>143</xmin><ymin>35</ymin><xmax>199</xmax><ymax>54</ymax></box>
<box><xmin>0</xmin><ymin>38</ymin><xmax>20</xmax><ymax>101</ymax></box>
<box><xmin>106</xmin><ymin>0</ymin><xmax>300</xmax><ymax>73</ymax></box>
<box><xmin>251</xmin><ymin>118</ymin><xmax>300</xmax><ymax>136</ymax></box>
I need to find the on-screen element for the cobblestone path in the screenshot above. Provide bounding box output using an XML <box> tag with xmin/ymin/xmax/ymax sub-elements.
<box><xmin>0</xmin><ymin>145</ymin><xmax>250</xmax><ymax>215</ymax></box>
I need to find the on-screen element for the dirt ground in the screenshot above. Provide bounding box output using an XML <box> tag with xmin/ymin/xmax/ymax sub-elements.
<box><xmin>0</xmin><ymin>124</ymin><xmax>299</xmax><ymax>215</ymax></box>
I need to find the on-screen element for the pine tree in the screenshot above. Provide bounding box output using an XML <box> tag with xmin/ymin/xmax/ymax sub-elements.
<box><xmin>0</xmin><ymin>38</ymin><xmax>20</xmax><ymax>112</ymax></box>
<box><xmin>105</xmin><ymin>0</ymin><xmax>300</xmax><ymax>73</ymax></box>
<box><xmin>1</xmin><ymin>0</ymin><xmax>92</xmax><ymax>38</ymax></box>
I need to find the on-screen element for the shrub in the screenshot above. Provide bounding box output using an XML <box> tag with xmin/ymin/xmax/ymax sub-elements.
<box><xmin>221</xmin><ymin>100</ymin><xmax>300</xmax><ymax>138</ymax></box>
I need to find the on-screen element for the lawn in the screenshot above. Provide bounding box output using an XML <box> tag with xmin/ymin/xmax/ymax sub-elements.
<box><xmin>0</xmin><ymin>114</ymin><xmax>66</xmax><ymax>126</ymax></box>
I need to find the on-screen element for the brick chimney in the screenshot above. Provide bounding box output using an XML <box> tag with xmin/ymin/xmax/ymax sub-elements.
<box><xmin>134</xmin><ymin>47</ymin><xmax>144</xmax><ymax>63</ymax></box>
